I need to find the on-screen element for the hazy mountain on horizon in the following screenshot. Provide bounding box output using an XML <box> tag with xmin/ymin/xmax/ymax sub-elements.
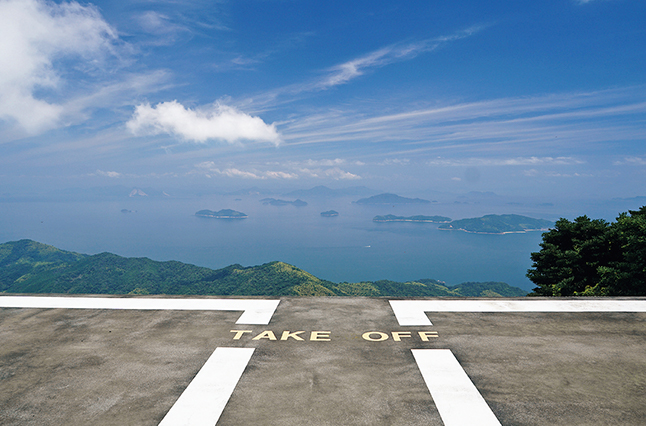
<box><xmin>283</xmin><ymin>185</ymin><xmax>378</xmax><ymax>198</ymax></box>
<box><xmin>354</xmin><ymin>193</ymin><xmax>431</xmax><ymax>204</ymax></box>
<box><xmin>225</xmin><ymin>187</ymin><xmax>277</xmax><ymax>196</ymax></box>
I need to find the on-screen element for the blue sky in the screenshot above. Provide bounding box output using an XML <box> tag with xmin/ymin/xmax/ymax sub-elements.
<box><xmin>1</xmin><ymin>0</ymin><xmax>645</xmax><ymax>199</ymax></box>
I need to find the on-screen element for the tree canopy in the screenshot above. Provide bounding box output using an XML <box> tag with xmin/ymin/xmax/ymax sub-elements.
<box><xmin>528</xmin><ymin>206</ymin><xmax>646</xmax><ymax>296</ymax></box>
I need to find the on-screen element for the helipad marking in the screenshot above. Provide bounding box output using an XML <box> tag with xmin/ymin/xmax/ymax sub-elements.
<box><xmin>0</xmin><ymin>296</ymin><xmax>280</xmax><ymax>325</ymax></box>
<box><xmin>389</xmin><ymin>299</ymin><xmax>646</xmax><ymax>326</ymax></box>
<box><xmin>412</xmin><ymin>349</ymin><xmax>501</xmax><ymax>426</ymax></box>
<box><xmin>159</xmin><ymin>347</ymin><xmax>254</xmax><ymax>426</ymax></box>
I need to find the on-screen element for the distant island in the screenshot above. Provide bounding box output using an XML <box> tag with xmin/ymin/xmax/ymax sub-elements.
<box><xmin>354</xmin><ymin>193</ymin><xmax>430</xmax><ymax>204</ymax></box>
<box><xmin>373</xmin><ymin>214</ymin><xmax>451</xmax><ymax>223</ymax></box>
<box><xmin>439</xmin><ymin>214</ymin><xmax>553</xmax><ymax>234</ymax></box>
<box><xmin>0</xmin><ymin>240</ymin><xmax>527</xmax><ymax>297</ymax></box>
<box><xmin>195</xmin><ymin>209</ymin><xmax>248</xmax><ymax>219</ymax></box>
<box><xmin>321</xmin><ymin>210</ymin><xmax>339</xmax><ymax>217</ymax></box>
<box><xmin>261</xmin><ymin>198</ymin><xmax>308</xmax><ymax>207</ymax></box>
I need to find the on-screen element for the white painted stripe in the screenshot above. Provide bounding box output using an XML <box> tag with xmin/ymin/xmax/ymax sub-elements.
<box><xmin>412</xmin><ymin>349</ymin><xmax>501</xmax><ymax>426</ymax></box>
<box><xmin>0</xmin><ymin>296</ymin><xmax>279</xmax><ymax>325</ymax></box>
<box><xmin>390</xmin><ymin>299</ymin><xmax>646</xmax><ymax>326</ymax></box>
<box><xmin>389</xmin><ymin>300</ymin><xmax>436</xmax><ymax>326</ymax></box>
<box><xmin>159</xmin><ymin>347</ymin><xmax>254</xmax><ymax>426</ymax></box>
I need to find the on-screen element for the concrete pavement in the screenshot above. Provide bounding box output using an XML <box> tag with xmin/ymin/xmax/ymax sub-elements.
<box><xmin>1</xmin><ymin>295</ymin><xmax>645</xmax><ymax>425</ymax></box>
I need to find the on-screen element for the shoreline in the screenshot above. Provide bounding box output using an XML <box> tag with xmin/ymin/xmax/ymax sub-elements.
<box><xmin>195</xmin><ymin>214</ymin><xmax>248</xmax><ymax>219</ymax></box>
<box><xmin>438</xmin><ymin>227</ymin><xmax>551</xmax><ymax>235</ymax></box>
<box><xmin>373</xmin><ymin>219</ymin><xmax>450</xmax><ymax>223</ymax></box>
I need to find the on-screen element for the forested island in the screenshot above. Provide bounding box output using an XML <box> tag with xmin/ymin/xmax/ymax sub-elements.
<box><xmin>354</xmin><ymin>193</ymin><xmax>431</xmax><ymax>204</ymax></box>
<box><xmin>321</xmin><ymin>210</ymin><xmax>339</xmax><ymax>217</ymax></box>
<box><xmin>195</xmin><ymin>209</ymin><xmax>248</xmax><ymax>219</ymax></box>
<box><xmin>439</xmin><ymin>214</ymin><xmax>553</xmax><ymax>234</ymax></box>
<box><xmin>0</xmin><ymin>240</ymin><xmax>526</xmax><ymax>297</ymax></box>
<box><xmin>373</xmin><ymin>214</ymin><xmax>451</xmax><ymax>223</ymax></box>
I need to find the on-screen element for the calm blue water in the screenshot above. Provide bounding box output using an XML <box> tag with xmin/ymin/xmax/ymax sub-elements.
<box><xmin>0</xmin><ymin>196</ymin><xmax>555</xmax><ymax>291</ymax></box>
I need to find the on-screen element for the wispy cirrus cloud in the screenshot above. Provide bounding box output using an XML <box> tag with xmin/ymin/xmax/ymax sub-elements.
<box><xmin>247</xmin><ymin>26</ymin><xmax>486</xmax><ymax>108</ymax></box>
<box><xmin>378</xmin><ymin>158</ymin><xmax>411</xmax><ymax>166</ymax></box>
<box><xmin>427</xmin><ymin>157</ymin><xmax>585</xmax><ymax>167</ymax></box>
<box><xmin>135</xmin><ymin>11</ymin><xmax>191</xmax><ymax>46</ymax></box>
<box><xmin>524</xmin><ymin>170</ymin><xmax>592</xmax><ymax>178</ymax></box>
<box><xmin>215</xmin><ymin>32</ymin><xmax>314</xmax><ymax>72</ymax></box>
<box><xmin>280</xmin><ymin>86</ymin><xmax>646</xmax><ymax>159</ymax></box>
<box><xmin>318</xmin><ymin>26</ymin><xmax>484</xmax><ymax>91</ymax></box>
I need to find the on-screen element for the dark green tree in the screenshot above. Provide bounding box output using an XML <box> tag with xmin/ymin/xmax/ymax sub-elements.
<box><xmin>595</xmin><ymin>206</ymin><xmax>646</xmax><ymax>296</ymax></box>
<box><xmin>527</xmin><ymin>215</ymin><xmax>618</xmax><ymax>296</ymax></box>
<box><xmin>528</xmin><ymin>207</ymin><xmax>646</xmax><ymax>296</ymax></box>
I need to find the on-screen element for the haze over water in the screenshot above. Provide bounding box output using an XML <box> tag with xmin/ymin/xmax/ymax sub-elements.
<box><xmin>2</xmin><ymin>189</ymin><xmax>643</xmax><ymax>292</ymax></box>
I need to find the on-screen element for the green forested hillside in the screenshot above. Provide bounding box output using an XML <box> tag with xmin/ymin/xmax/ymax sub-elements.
<box><xmin>0</xmin><ymin>240</ymin><xmax>527</xmax><ymax>297</ymax></box>
<box><xmin>439</xmin><ymin>214</ymin><xmax>553</xmax><ymax>234</ymax></box>
<box><xmin>447</xmin><ymin>281</ymin><xmax>528</xmax><ymax>297</ymax></box>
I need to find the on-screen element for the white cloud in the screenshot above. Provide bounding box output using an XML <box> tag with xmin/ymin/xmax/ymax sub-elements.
<box><xmin>299</xmin><ymin>167</ymin><xmax>361</xmax><ymax>180</ymax></box>
<box><xmin>193</xmin><ymin>164</ymin><xmax>263</xmax><ymax>179</ymax></box>
<box><xmin>193</xmin><ymin>162</ymin><xmax>297</xmax><ymax>180</ymax></box>
<box><xmin>191</xmin><ymin>161</ymin><xmax>358</xmax><ymax>180</ymax></box>
<box><xmin>614</xmin><ymin>157</ymin><xmax>646</xmax><ymax>166</ymax></box>
<box><xmin>265</xmin><ymin>171</ymin><xmax>299</xmax><ymax>179</ymax></box>
<box><xmin>127</xmin><ymin>101</ymin><xmax>281</xmax><ymax>145</ymax></box>
<box><xmin>0</xmin><ymin>0</ymin><xmax>118</xmax><ymax>134</ymax></box>
<box><xmin>95</xmin><ymin>169</ymin><xmax>122</xmax><ymax>178</ymax></box>
<box><xmin>303</xmin><ymin>158</ymin><xmax>346</xmax><ymax>166</ymax></box>
<box><xmin>218</xmin><ymin>168</ymin><xmax>263</xmax><ymax>179</ymax></box>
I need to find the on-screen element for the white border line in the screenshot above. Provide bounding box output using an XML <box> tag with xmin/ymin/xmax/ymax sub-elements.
<box><xmin>390</xmin><ymin>299</ymin><xmax>646</xmax><ymax>326</ymax></box>
<box><xmin>159</xmin><ymin>347</ymin><xmax>255</xmax><ymax>426</ymax></box>
<box><xmin>0</xmin><ymin>296</ymin><xmax>280</xmax><ymax>325</ymax></box>
<box><xmin>412</xmin><ymin>349</ymin><xmax>501</xmax><ymax>426</ymax></box>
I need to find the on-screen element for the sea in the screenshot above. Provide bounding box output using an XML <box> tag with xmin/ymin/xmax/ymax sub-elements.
<box><xmin>1</xmin><ymin>193</ymin><xmax>643</xmax><ymax>292</ymax></box>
